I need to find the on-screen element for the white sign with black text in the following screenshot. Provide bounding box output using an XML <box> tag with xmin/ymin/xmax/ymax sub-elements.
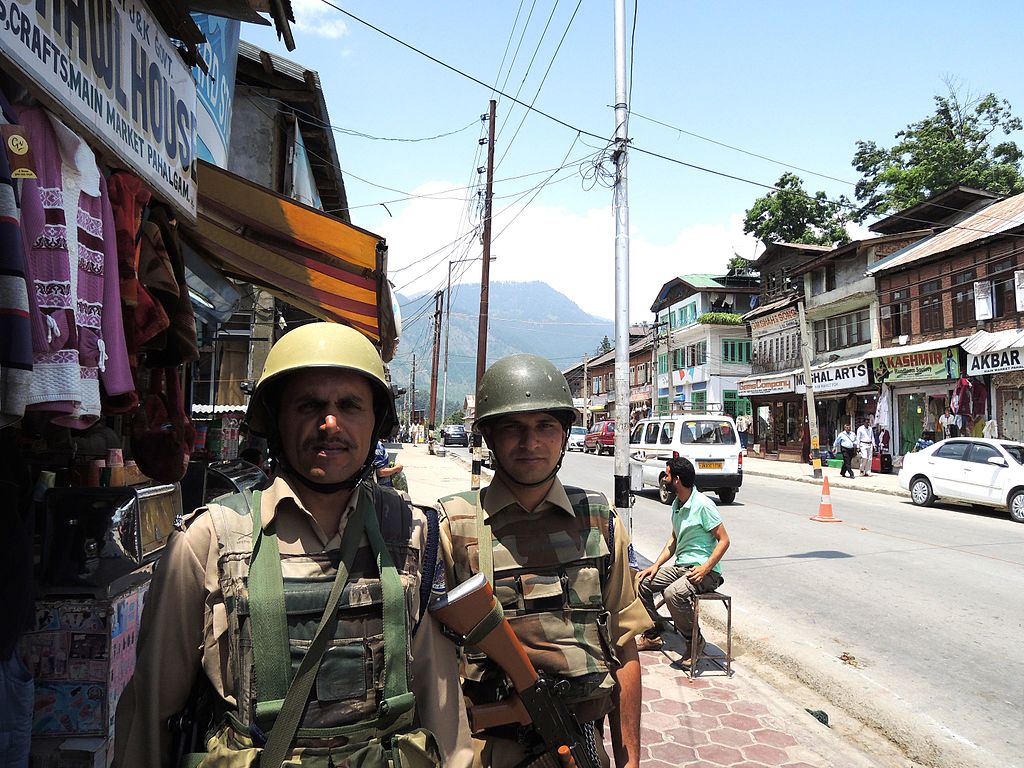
<box><xmin>795</xmin><ymin>360</ymin><xmax>870</xmax><ymax>394</ymax></box>
<box><xmin>0</xmin><ymin>0</ymin><xmax>198</xmax><ymax>218</ymax></box>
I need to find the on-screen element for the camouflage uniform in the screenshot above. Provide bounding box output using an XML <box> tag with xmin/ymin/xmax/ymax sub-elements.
<box><xmin>438</xmin><ymin>475</ymin><xmax>651</xmax><ymax>768</ymax></box>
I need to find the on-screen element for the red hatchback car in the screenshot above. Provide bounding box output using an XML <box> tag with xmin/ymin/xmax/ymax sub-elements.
<box><xmin>584</xmin><ymin>420</ymin><xmax>616</xmax><ymax>455</ymax></box>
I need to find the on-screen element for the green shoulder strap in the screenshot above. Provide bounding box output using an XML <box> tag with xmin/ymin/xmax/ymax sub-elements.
<box><xmin>247</xmin><ymin>491</ymin><xmax>292</xmax><ymax>726</ymax></box>
<box><xmin>473</xmin><ymin>487</ymin><xmax>494</xmax><ymax>588</ymax></box>
<box><xmin>258</xmin><ymin>490</ymin><xmax>367</xmax><ymax>767</ymax></box>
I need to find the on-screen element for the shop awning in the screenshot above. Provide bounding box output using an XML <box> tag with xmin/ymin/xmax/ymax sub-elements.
<box><xmin>187</xmin><ymin>161</ymin><xmax>397</xmax><ymax>360</ymax></box>
<box><xmin>962</xmin><ymin>329</ymin><xmax>1024</xmax><ymax>355</ymax></box>
<box><xmin>862</xmin><ymin>337</ymin><xmax>968</xmax><ymax>359</ymax></box>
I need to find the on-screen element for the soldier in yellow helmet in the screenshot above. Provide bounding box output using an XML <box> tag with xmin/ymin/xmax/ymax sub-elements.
<box><xmin>114</xmin><ymin>322</ymin><xmax>471</xmax><ymax>768</ymax></box>
<box><xmin>436</xmin><ymin>354</ymin><xmax>652</xmax><ymax>768</ymax></box>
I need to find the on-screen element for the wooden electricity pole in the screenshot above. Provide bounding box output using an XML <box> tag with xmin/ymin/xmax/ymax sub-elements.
<box><xmin>427</xmin><ymin>290</ymin><xmax>443</xmax><ymax>450</ymax></box>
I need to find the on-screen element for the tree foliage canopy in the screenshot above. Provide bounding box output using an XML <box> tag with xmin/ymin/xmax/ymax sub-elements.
<box><xmin>743</xmin><ymin>172</ymin><xmax>850</xmax><ymax>248</ymax></box>
<box><xmin>852</xmin><ymin>85</ymin><xmax>1024</xmax><ymax>220</ymax></box>
<box><xmin>599</xmin><ymin>335</ymin><xmax>613</xmax><ymax>354</ymax></box>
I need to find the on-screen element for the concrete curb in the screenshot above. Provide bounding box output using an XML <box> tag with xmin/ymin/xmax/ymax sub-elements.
<box><xmin>742</xmin><ymin>468</ymin><xmax>909</xmax><ymax>499</ymax></box>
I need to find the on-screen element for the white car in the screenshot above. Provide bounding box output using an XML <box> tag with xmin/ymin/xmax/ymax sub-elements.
<box><xmin>567</xmin><ymin>425</ymin><xmax>587</xmax><ymax>452</ymax></box>
<box><xmin>629</xmin><ymin>415</ymin><xmax>743</xmax><ymax>505</ymax></box>
<box><xmin>898</xmin><ymin>438</ymin><xmax>1024</xmax><ymax>523</ymax></box>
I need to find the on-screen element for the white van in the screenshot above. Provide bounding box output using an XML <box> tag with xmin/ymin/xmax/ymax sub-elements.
<box><xmin>629</xmin><ymin>414</ymin><xmax>743</xmax><ymax>505</ymax></box>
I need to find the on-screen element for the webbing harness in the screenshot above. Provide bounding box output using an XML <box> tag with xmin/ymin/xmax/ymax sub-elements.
<box><xmin>245</xmin><ymin>486</ymin><xmax>415</xmax><ymax>766</ymax></box>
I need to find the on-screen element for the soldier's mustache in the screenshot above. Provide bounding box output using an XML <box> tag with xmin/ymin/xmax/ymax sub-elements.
<box><xmin>307</xmin><ymin>438</ymin><xmax>356</xmax><ymax>451</ymax></box>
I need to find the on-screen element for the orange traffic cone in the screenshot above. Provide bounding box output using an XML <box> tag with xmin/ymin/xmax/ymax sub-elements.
<box><xmin>811</xmin><ymin>476</ymin><xmax>843</xmax><ymax>522</ymax></box>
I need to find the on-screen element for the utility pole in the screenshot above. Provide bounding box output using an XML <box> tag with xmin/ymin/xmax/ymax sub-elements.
<box><xmin>471</xmin><ymin>99</ymin><xmax>497</xmax><ymax>490</ymax></box>
<box><xmin>797</xmin><ymin>300</ymin><xmax>822</xmax><ymax>479</ymax></box>
<box><xmin>441</xmin><ymin>255</ymin><xmax>496</xmax><ymax>428</ymax></box>
<box><xmin>410</xmin><ymin>353</ymin><xmax>417</xmax><ymax>439</ymax></box>
<box><xmin>612</xmin><ymin>0</ymin><xmax>633</xmax><ymax>538</ymax></box>
<box><xmin>428</xmin><ymin>290</ymin><xmax>443</xmax><ymax>452</ymax></box>
<box><xmin>583</xmin><ymin>355</ymin><xmax>590</xmax><ymax>429</ymax></box>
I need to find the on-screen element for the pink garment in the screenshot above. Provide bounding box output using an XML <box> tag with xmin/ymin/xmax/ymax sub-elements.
<box><xmin>951</xmin><ymin>376</ymin><xmax>973</xmax><ymax>416</ymax></box>
<box><xmin>17</xmin><ymin>107</ymin><xmax>133</xmax><ymax>428</ymax></box>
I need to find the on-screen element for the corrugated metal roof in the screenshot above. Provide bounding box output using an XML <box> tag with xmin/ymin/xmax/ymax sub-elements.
<box><xmin>863</xmin><ymin>337</ymin><xmax>968</xmax><ymax>359</ymax></box>
<box><xmin>962</xmin><ymin>329</ymin><xmax>1024</xmax><ymax>355</ymax></box>
<box><xmin>868</xmin><ymin>193</ymin><xmax>1024</xmax><ymax>275</ymax></box>
<box><xmin>681</xmin><ymin>274</ymin><xmax>726</xmax><ymax>289</ymax></box>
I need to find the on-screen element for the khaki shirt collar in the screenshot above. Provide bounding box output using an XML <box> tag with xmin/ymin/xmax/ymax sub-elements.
<box><xmin>483</xmin><ymin>473</ymin><xmax>575</xmax><ymax>521</ymax></box>
<box><xmin>257</xmin><ymin>474</ymin><xmax>360</xmax><ymax>546</ymax></box>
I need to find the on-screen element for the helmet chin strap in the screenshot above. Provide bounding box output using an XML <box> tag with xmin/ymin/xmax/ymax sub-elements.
<box><xmin>278</xmin><ymin>413</ymin><xmax>381</xmax><ymax>495</ymax></box>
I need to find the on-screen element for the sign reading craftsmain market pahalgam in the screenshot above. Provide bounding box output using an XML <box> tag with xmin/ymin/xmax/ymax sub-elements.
<box><xmin>0</xmin><ymin>0</ymin><xmax>198</xmax><ymax>219</ymax></box>
<box><xmin>871</xmin><ymin>347</ymin><xmax>960</xmax><ymax>384</ymax></box>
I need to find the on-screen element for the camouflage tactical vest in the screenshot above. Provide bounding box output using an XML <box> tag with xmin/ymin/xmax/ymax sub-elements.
<box><xmin>440</xmin><ymin>485</ymin><xmax>616</xmax><ymax>723</ymax></box>
<box><xmin>202</xmin><ymin>482</ymin><xmax>436</xmax><ymax>765</ymax></box>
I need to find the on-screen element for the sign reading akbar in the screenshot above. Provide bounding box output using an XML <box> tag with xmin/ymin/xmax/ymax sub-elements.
<box><xmin>871</xmin><ymin>347</ymin><xmax>960</xmax><ymax>383</ymax></box>
<box><xmin>0</xmin><ymin>0</ymin><xmax>198</xmax><ymax>219</ymax></box>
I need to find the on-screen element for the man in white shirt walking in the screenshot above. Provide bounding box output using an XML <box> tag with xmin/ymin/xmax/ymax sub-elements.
<box><xmin>832</xmin><ymin>423</ymin><xmax>857</xmax><ymax>479</ymax></box>
<box><xmin>856</xmin><ymin>417</ymin><xmax>875</xmax><ymax>477</ymax></box>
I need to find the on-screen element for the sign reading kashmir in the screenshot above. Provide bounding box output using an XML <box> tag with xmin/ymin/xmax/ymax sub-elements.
<box><xmin>0</xmin><ymin>0</ymin><xmax>198</xmax><ymax>218</ymax></box>
<box><xmin>871</xmin><ymin>348</ymin><xmax>959</xmax><ymax>383</ymax></box>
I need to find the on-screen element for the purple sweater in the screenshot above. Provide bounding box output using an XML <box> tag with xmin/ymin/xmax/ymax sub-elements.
<box><xmin>18</xmin><ymin>107</ymin><xmax>132</xmax><ymax>428</ymax></box>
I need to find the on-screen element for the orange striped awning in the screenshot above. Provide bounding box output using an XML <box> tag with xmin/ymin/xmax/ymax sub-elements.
<box><xmin>189</xmin><ymin>161</ymin><xmax>395</xmax><ymax>357</ymax></box>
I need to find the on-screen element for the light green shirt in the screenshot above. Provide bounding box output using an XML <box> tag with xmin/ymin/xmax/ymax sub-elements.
<box><xmin>671</xmin><ymin>488</ymin><xmax>723</xmax><ymax>573</ymax></box>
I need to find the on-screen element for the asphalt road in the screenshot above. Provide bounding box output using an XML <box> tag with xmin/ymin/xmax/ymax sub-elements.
<box><xmin>449</xmin><ymin>445</ymin><xmax>1024</xmax><ymax>767</ymax></box>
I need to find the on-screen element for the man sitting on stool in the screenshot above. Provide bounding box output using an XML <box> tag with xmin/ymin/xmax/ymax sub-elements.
<box><xmin>635</xmin><ymin>457</ymin><xmax>731</xmax><ymax>666</ymax></box>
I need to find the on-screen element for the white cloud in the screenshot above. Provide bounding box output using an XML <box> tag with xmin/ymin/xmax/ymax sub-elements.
<box><xmin>374</xmin><ymin>182</ymin><xmax>761</xmax><ymax>323</ymax></box>
<box><xmin>290</xmin><ymin>0</ymin><xmax>349</xmax><ymax>39</ymax></box>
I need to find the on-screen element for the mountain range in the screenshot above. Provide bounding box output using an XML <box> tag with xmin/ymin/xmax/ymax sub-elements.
<box><xmin>390</xmin><ymin>281</ymin><xmax>613</xmax><ymax>420</ymax></box>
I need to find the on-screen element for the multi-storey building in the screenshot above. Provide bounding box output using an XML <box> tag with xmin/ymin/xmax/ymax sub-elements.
<box><xmin>867</xmin><ymin>190</ymin><xmax>1024</xmax><ymax>450</ymax></box>
<box><xmin>650</xmin><ymin>272</ymin><xmax>759</xmax><ymax>418</ymax></box>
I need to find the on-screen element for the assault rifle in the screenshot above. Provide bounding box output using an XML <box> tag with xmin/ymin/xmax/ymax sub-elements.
<box><xmin>429</xmin><ymin>573</ymin><xmax>598</xmax><ymax>768</ymax></box>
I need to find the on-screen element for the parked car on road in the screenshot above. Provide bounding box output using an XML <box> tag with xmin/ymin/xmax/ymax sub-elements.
<box><xmin>898</xmin><ymin>437</ymin><xmax>1024</xmax><ymax>523</ymax></box>
<box><xmin>567</xmin><ymin>425</ymin><xmax>587</xmax><ymax>452</ymax></box>
<box><xmin>584</xmin><ymin>420</ymin><xmax>616</xmax><ymax>455</ymax></box>
<box><xmin>441</xmin><ymin>424</ymin><xmax>469</xmax><ymax>447</ymax></box>
<box><xmin>629</xmin><ymin>414</ymin><xmax>743</xmax><ymax>505</ymax></box>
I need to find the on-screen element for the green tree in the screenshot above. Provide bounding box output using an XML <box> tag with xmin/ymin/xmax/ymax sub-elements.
<box><xmin>852</xmin><ymin>84</ymin><xmax>1024</xmax><ymax>220</ymax></box>
<box><xmin>743</xmin><ymin>172</ymin><xmax>850</xmax><ymax>247</ymax></box>
<box><xmin>599</xmin><ymin>335</ymin><xmax>613</xmax><ymax>353</ymax></box>
<box><xmin>445</xmin><ymin>409</ymin><xmax>464</xmax><ymax>425</ymax></box>
<box><xmin>727</xmin><ymin>254</ymin><xmax>752</xmax><ymax>271</ymax></box>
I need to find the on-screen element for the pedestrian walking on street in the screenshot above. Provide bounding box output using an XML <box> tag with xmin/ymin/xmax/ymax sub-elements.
<box><xmin>113</xmin><ymin>323</ymin><xmax>470</xmax><ymax>768</ymax></box>
<box><xmin>833</xmin><ymin>423</ymin><xmax>857</xmax><ymax>479</ymax></box>
<box><xmin>856</xmin><ymin>417</ymin><xmax>875</xmax><ymax>476</ymax></box>
<box><xmin>436</xmin><ymin>353</ymin><xmax>651</xmax><ymax>768</ymax></box>
<box><xmin>636</xmin><ymin>457</ymin><xmax>731</xmax><ymax>668</ymax></box>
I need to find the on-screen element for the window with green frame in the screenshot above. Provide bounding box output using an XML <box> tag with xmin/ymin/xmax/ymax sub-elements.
<box><xmin>672</xmin><ymin>348</ymin><xmax>686</xmax><ymax>369</ymax></box>
<box><xmin>656</xmin><ymin>396</ymin><xmax>670</xmax><ymax>416</ymax></box>
<box><xmin>723</xmin><ymin>390</ymin><xmax>752</xmax><ymax>418</ymax></box>
<box><xmin>722</xmin><ymin>338</ymin><xmax>751</xmax><ymax>364</ymax></box>
<box><xmin>697</xmin><ymin>340</ymin><xmax>707</xmax><ymax>365</ymax></box>
<box><xmin>658</xmin><ymin>353</ymin><xmax>668</xmax><ymax>374</ymax></box>
<box><xmin>690</xmin><ymin>390</ymin><xmax>707</xmax><ymax>410</ymax></box>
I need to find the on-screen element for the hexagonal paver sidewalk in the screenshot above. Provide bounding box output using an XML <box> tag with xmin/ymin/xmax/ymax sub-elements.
<box><xmin>611</xmin><ymin>648</ymin><xmax>876</xmax><ymax>767</ymax></box>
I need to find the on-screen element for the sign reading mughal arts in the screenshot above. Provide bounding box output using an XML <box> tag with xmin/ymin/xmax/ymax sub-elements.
<box><xmin>795</xmin><ymin>361</ymin><xmax>870</xmax><ymax>394</ymax></box>
<box><xmin>0</xmin><ymin>0</ymin><xmax>198</xmax><ymax>218</ymax></box>
<box><xmin>872</xmin><ymin>347</ymin><xmax>960</xmax><ymax>383</ymax></box>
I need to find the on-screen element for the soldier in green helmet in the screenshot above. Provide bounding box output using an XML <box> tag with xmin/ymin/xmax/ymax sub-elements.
<box><xmin>114</xmin><ymin>323</ymin><xmax>471</xmax><ymax>768</ymax></box>
<box><xmin>437</xmin><ymin>354</ymin><xmax>652</xmax><ymax>768</ymax></box>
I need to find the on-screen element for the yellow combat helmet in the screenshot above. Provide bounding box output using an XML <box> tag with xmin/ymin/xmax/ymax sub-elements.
<box><xmin>246</xmin><ymin>323</ymin><xmax>398</xmax><ymax>480</ymax></box>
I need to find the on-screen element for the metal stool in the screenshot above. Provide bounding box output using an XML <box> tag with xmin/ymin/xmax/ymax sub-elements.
<box><xmin>654</xmin><ymin>591</ymin><xmax>733</xmax><ymax>678</ymax></box>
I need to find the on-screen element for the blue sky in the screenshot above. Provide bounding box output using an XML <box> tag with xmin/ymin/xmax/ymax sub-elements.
<box><xmin>240</xmin><ymin>1</ymin><xmax>1024</xmax><ymax>324</ymax></box>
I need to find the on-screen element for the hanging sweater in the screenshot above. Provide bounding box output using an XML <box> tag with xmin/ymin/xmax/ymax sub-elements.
<box><xmin>17</xmin><ymin>107</ymin><xmax>133</xmax><ymax>428</ymax></box>
<box><xmin>0</xmin><ymin>93</ymin><xmax>32</xmax><ymax>426</ymax></box>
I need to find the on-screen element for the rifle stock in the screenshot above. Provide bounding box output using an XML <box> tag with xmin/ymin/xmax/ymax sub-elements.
<box><xmin>429</xmin><ymin>573</ymin><xmax>599</xmax><ymax>768</ymax></box>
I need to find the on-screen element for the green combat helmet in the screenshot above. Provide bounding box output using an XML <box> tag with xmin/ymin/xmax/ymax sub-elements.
<box><xmin>475</xmin><ymin>353</ymin><xmax>576</xmax><ymax>430</ymax></box>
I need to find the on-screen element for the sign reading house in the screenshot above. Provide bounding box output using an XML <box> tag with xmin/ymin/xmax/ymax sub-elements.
<box><xmin>0</xmin><ymin>0</ymin><xmax>198</xmax><ymax>219</ymax></box>
<box><xmin>967</xmin><ymin>348</ymin><xmax>1024</xmax><ymax>375</ymax></box>
<box><xmin>795</xmin><ymin>361</ymin><xmax>870</xmax><ymax>394</ymax></box>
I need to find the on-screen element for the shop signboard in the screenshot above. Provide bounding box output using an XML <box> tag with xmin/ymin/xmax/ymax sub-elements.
<box><xmin>0</xmin><ymin>0</ymin><xmax>198</xmax><ymax>219</ymax></box>
<box><xmin>872</xmin><ymin>347</ymin><xmax>960</xmax><ymax>383</ymax></box>
<box><xmin>630</xmin><ymin>384</ymin><xmax>652</xmax><ymax>403</ymax></box>
<box><xmin>967</xmin><ymin>348</ymin><xmax>1024</xmax><ymax>375</ymax></box>
<box><xmin>749</xmin><ymin>306</ymin><xmax>798</xmax><ymax>332</ymax></box>
<box><xmin>795</xmin><ymin>360</ymin><xmax>870</xmax><ymax>394</ymax></box>
<box><xmin>191</xmin><ymin>13</ymin><xmax>240</xmax><ymax>168</ymax></box>
<box><xmin>738</xmin><ymin>374</ymin><xmax>794</xmax><ymax>397</ymax></box>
